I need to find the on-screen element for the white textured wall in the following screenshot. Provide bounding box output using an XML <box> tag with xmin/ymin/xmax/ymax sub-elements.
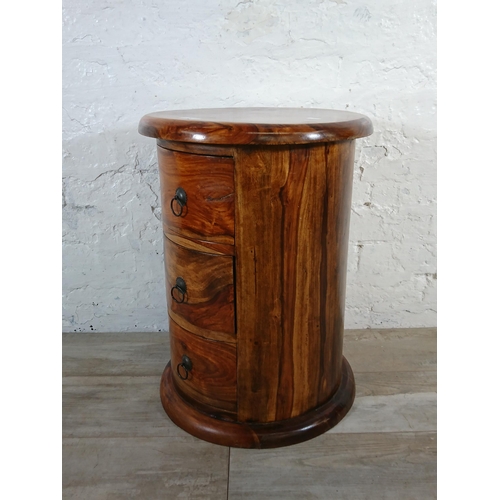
<box><xmin>62</xmin><ymin>0</ymin><xmax>436</xmax><ymax>332</ymax></box>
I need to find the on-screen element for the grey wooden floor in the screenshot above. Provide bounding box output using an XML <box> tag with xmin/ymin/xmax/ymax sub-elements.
<box><xmin>62</xmin><ymin>328</ymin><xmax>436</xmax><ymax>499</ymax></box>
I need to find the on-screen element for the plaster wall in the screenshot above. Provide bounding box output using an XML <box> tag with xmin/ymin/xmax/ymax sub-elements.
<box><xmin>62</xmin><ymin>0</ymin><xmax>436</xmax><ymax>332</ymax></box>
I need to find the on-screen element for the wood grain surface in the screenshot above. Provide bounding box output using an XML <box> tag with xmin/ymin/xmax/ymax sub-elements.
<box><xmin>62</xmin><ymin>332</ymin><xmax>168</xmax><ymax>377</ymax></box>
<box><xmin>63</xmin><ymin>376</ymin><xmax>176</xmax><ymax>438</ymax></box>
<box><xmin>140</xmin><ymin>110</ymin><xmax>377</xmax><ymax>447</ymax></box>
<box><xmin>164</xmin><ymin>234</ymin><xmax>235</xmax><ymax>339</ymax></box>
<box><xmin>169</xmin><ymin>319</ymin><xmax>237</xmax><ymax>412</ymax></box>
<box><xmin>63</xmin><ymin>437</ymin><xmax>229</xmax><ymax>499</ymax></box>
<box><xmin>158</xmin><ymin>146</ymin><xmax>235</xmax><ymax>243</ymax></box>
<box><xmin>161</xmin><ymin>356</ymin><xmax>354</xmax><ymax>449</ymax></box>
<box><xmin>139</xmin><ymin>107</ymin><xmax>373</xmax><ymax>145</ymax></box>
<box><xmin>157</xmin><ymin>139</ymin><xmax>235</xmax><ymax>158</ymax></box>
<box><xmin>228</xmin><ymin>432</ymin><xmax>436</xmax><ymax>500</ymax></box>
<box><xmin>163</xmin><ymin>231</ymin><xmax>235</xmax><ymax>256</ymax></box>
<box><xmin>62</xmin><ymin>328</ymin><xmax>436</xmax><ymax>499</ymax></box>
<box><xmin>234</xmin><ymin>142</ymin><xmax>355</xmax><ymax>423</ymax></box>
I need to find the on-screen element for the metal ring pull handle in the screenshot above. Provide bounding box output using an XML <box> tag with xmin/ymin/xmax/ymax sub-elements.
<box><xmin>170</xmin><ymin>277</ymin><xmax>187</xmax><ymax>304</ymax></box>
<box><xmin>176</xmin><ymin>355</ymin><xmax>192</xmax><ymax>380</ymax></box>
<box><xmin>170</xmin><ymin>187</ymin><xmax>187</xmax><ymax>217</ymax></box>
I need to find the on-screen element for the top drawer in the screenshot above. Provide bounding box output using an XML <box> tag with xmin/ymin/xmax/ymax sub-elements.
<box><xmin>158</xmin><ymin>147</ymin><xmax>235</xmax><ymax>244</ymax></box>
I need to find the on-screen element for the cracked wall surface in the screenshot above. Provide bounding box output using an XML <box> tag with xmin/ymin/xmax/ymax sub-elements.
<box><xmin>62</xmin><ymin>0</ymin><xmax>436</xmax><ymax>332</ymax></box>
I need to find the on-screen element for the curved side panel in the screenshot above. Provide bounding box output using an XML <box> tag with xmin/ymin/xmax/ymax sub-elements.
<box><xmin>160</xmin><ymin>357</ymin><xmax>355</xmax><ymax>449</ymax></box>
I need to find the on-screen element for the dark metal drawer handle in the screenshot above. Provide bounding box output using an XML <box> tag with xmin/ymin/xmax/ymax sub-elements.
<box><xmin>170</xmin><ymin>277</ymin><xmax>187</xmax><ymax>304</ymax></box>
<box><xmin>176</xmin><ymin>355</ymin><xmax>192</xmax><ymax>380</ymax></box>
<box><xmin>170</xmin><ymin>187</ymin><xmax>187</xmax><ymax>217</ymax></box>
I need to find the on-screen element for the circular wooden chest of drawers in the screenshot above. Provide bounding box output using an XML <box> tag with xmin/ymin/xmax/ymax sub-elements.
<box><xmin>139</xmin><ymin>108</ymin><xmax>373</xmax><ymax>448</ymax></box>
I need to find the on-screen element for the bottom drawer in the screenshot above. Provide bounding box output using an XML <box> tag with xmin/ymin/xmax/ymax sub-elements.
<box><xmin>169</xmin><ymin>319</ymin><xmax>237</xmax><ymax>414</ymax></box>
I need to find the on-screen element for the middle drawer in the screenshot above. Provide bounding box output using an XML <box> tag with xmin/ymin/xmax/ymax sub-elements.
<box><xmin>164</xmin><ymin>234</ymin><xmax>235</xmax><ymax>342</ymax></box>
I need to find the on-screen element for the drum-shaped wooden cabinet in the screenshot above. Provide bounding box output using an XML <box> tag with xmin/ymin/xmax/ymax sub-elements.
<box><xmin>138</xmin><ymin>108</ymin><xmax>373</xmax><ymax>448</ymax></box>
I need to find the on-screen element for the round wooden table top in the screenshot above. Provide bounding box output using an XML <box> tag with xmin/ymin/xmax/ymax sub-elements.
<box><xmin>138</xmin><ymin>107</ymin><xmax>373</xmax><ymax>145</ymax></box>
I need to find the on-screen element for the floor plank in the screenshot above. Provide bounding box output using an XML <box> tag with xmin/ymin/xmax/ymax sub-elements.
<box><xmin>228</xmin><ymin>432</ymin><xmax>436</xmax><ymax>500</ymax></box>
<box><xmin>345</xmin><ymin>327</ymin><xmax>436</xmax><ymax>341</ymax></box>
<box><xmin>355</xmin><ymin>370</ymin><xmax>436</xmax><ymax>397</ymax></box>
<box><xmin>63</xmin><ymin>437</ymin><xmax>229</xmax><ymax>500</ymax></box>
<box><xmin>329</xmin><ymin>393</ymin><xmax>436</xmax><ymax>434</ymax></box>
<box><xmin>63</xmin><ymin>376</ymin><xmax>177</xmax><ymax>438</ymax></box>
<box><xmin>61</xmin><ymin>328</ymin><xmax>436</xmax><ymax>377</ymax></box>
<box><xmin>344</xmin><ymin>328</ymin><xmax>436</xmax><ymax>373</ymax></box>
<box><xmin>62</xmin><ymin>333</ymin><xmax>169</xmax><ymax>377</ymax></box>
<box><xmin>62</xmin><ymin>328</ymin><xmax>437</xmax><ymax>499</ymax></box>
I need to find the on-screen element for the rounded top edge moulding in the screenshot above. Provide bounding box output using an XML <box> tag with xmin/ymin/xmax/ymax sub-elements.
<box><xmin>138</xmin><ymin>107</ymin><xmax>373</xmax><ymax>146</ymax></box>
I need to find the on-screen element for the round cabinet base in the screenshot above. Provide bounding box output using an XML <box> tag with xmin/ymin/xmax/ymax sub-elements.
<box><xmin>160</xmin><ymin>357</ymin><xmax>355</xmax><ymax>449</ymax></box>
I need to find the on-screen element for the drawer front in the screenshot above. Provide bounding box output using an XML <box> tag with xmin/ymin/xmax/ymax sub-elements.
<box><xmin>158</xmin><ymin>146</ymin><xmax>235</xmax><ymax>244</ymax></box>
<box><xmin>164</xmin><ymin>235</ymin><xmax>235</xmax><ymax>340</ymax></box>
<box><xmin>170</xmin><ymin>319</ymin><xmax>237</xmax><ymax>412</ymax></box>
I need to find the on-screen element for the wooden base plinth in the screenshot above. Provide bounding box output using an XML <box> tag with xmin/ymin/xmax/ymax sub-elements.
<box><xmin>160</xmin><ymin>357</ymin><xmax>355</xmax><ymax>449</ymax></box>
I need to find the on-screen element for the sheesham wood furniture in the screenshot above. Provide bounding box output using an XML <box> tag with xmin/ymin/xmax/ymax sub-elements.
<box><xmin>138</xmin><ymin>108</ymin><xmax>373</xmax><ymax>448</ymax></box>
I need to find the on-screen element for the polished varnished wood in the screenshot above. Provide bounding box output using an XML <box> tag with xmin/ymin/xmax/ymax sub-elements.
<box><xmin>169</xmin><ymin>319</ymin><xmax>237</xmax><ymax>413</ymax></box>
<box><xmin>138</xmin><ymin>107</ymin><xmax>373</xmax><ymax>448</ymax></box>
<box><xmin>161</xmin><ymin>356</ymin><xmax>354</xmax><ymax>448</ymax></box>
<box><xmin>234</xmin><ymin>142</ymin><xmax>355</xmax><ymax>423</ymax></box>
<box><xmin>158</xmin><ymin>146</ymin><xmax>235</xmax><ymax>243</ymax></box>
<box><xmin>158</xmin><ymin>139</ymin><xmax>235</xmax><ymax>157</ymax></box>
<box><xmin>164</xmin><ymin>231</ymin><xmax>235</xmax><ymax>256</ymax></box>
<box><xmin>164</xmin><ymin>235</ymin><xmax>235</xmax><ymax>340</ymax></box>
<box><xmin>140</xmin><ymin>107</ymin><xmax>373</xmax><ymax>145</ymax></box>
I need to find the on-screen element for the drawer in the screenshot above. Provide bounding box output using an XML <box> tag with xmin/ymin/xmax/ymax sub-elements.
<box><xmin>158</xmin><ymin>146</ymin><xmax>235</xmax><ymax>244</ymax></box>
<box><xmin>170</xmin><ymin>319</ymin><xmax>237</xmax><ymax>413</ymax></box>
<box><xmin>164</xmin><ymin>235</ymin><xmax>235</xmax><ymax>341</ymax></box>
